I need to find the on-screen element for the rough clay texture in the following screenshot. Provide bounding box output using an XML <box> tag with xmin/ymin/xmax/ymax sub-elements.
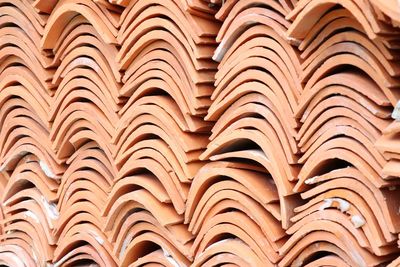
<box><xmin>0</xmin><ymin>0</ymin><xmax>400</xmax><ymax>266</ymax></box>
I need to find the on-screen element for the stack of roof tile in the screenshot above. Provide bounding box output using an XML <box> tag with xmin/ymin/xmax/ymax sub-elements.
<box><xmin>0</xmin><ymin>0</ymin><xmax>400</xmax><ymax>266</ymax></box>
<box><xmin>285</xmin><ymin>0</ymin><xmax>400</xmax><ymax>265</ymax></box>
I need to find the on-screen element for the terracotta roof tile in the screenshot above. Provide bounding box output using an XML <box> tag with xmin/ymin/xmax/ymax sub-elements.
<box><xmin>0</xmin><ymin>0</ymin><xmax>400</xmax><ymax>265</ymax></box>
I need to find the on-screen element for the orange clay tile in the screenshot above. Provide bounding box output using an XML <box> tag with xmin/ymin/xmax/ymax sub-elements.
<box><xmin>0</xmin><ymin>0</ymin><xmax>399</xmax><ymax>265</ymax></box>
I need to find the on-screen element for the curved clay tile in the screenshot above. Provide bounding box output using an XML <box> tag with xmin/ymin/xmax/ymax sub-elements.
<box><xmin>298</xmin><ymin>130</ymin><xmax>386</xmax><ymax>177</ymax></box>
<box><xmin>54</xmin><ymin>201</ymin><xmax>105</xmax><ymax>240</ymax></box>
<box><xmin>49</xmin><ymin>75</ymin><xmax>119</xmax><ymax>126</ymax></box>
<box><xmin>2</xmin><ymin>0</ymin><xmax>47</xmax><ymax>26</ymax></box>
<box><xmin>114</xmin><ymin>158</ymin><xmax>187</xmax><ymax>213</ymax></box>
<box><xmin>122</xmin><ymin>38</ymin><xmax>214</xmax><ymax>84</ymax></box>
<box><xmin>51</xmin><ymin>38</ymin><xmax>121</xmax><ymax>87</ymax></box>
<box><xmin>58</xmin><ymin>147</ymin><xmax>114</xmax><ymax>207</ymax></box>
<box><xmin>297</xmin><ymin>137</ymin><xmax>391</xmax><ymax>188</ymax></box>
<box><xmin>119</xmin><ymin>0</ymin><xmax>216</xmax><ymax>46</ymax></box>
<box><xmin>49</xmin><ymin>68</ymin><xmax>119</xmax><ymax>120</ymax></box>
<box><xmin>186</xmin><ymin>162</ymin><xmax>287</xmax><ymax>238</ymax></box>
<box><xmin>2</xmin><ymin>215</ymin><xmax>54</xmax><ymax>262</ymax></box>
<box><xmin>0</xmin><ymin>3</ymin><xmax>44</xmax><ymax>36</ymax></box>
<box><xmin>0</xmin><ymin>38</ymin><xmax>54</xmax><ymax>86</ymax></box>
<box><xmin>56</xmin><ymin>185</ymin><xmax>107</xmax><ymax>231</ymax></box>
<box><xmin>121</xmin><ymin>66</ymin><xmax>211</xmax><ymax>117</ymax></box>
<box><xmin>0</xmin><ymin>136</ymin><xmax>64</xmax><ymax>178</ymax></box>
<box><xmin>124</xmin><ymin>45</ymin><xmax>213</xmax><ymax>89</ymax></box>
<box><xmin>114</xmin><ymin>99</ymin><xmax>209</xmax><ymax>149</ymax></box>
<box><xmin>201</xmin><ymin>118</ymin><xmax>299</xmax><ymax>181</ymax></box>
<box><xmin>293</xmin><ymin>187</ymin><xmax>396</xmax><ymax>246</ymax></box>
<box><xmin>286</xmin><ymin>0</ymin><xmax>397</xmax><ymax>40</ymax></box>
<box><xmin>0</xmin><ymin>243</ymin><xmax>36</xmax><ymax>266</ymax></box>
<box><xmin>190</xmin><ymin>211</ymin><xmax>281</xmax><ymax>263</ymax></box>
<box><xmin>0</xmin><ymin>83</ymin><xmax>51</xmax><ymax>126</ymax></box>
<box><xmin>0</xmin><ymin>40</ymin><xmax>53</xmax><ymax>84</ymax></box>
<box><xmin>291</xmin><ymin>207</ymin><xmax>394</xmax><ymax>256</ymax></box>
<box><xmin>297</xmin><ymin>91</ymin><xmax>389</xmax><ymax>148</ymax></box>
<box><xmin>216</xmin><ymin>26</ymin><xmax>301</xmax><ymax>87</ymax></box>
<box><xmin>376</xmin><ymin>121</ymin><xmax>400</xmax><ymax>177</ymax></box>
<box><xmin>51</xmin><ymin>16</ymin><xmax>93</xmax><ymax>54</ymax></box>
<box><xmin>207</xmin><ymin>87</ymin><xmax>297</xmax><ymax>135</ymax></box>
<box><xmin>295</xmin><ymin>8</ymin><xmax>397</xmax><ymax>57</ymax></box>
<box><xmin>300</xmin><ymin>25</ymin><xmax>397</xmax><ymax>62</ymax></box>
<box><xmin>3</xmin><ymin>200</ymin><xmax>56</xmax><ymax>245</ymax></box>
<box><xmin>53</xmin><ymin>223</ymin><xmax>118</xmax><ymax>267</ymax></box>
<box><xmin>53</xmin><ymin>246</ymin><xmax>105</xmax><ymax>267</ymax></box>
<box><xmin>294</xmin><ymin>167</ymin><xmax>399</xmax><ymax>233</ymax></box>
<box><xmin>117</xmin><ymin>25</ymin><xmax>216</xmax><ymax>73</ymax></box>
<box><xmin>370</xmin><ymin>0</ymin><xmax>400</xmax><ymax>26</ymax></box>
<box><xmin>57</xmin><ymin>179</ymin><xmax>107</xmax><ymax>217</ymax></box>
<box><xmin>42</xmin><ymin>0</ymin><xmax>118</xmax><ymax>50</ymax></box>
<box><xmin>115</xmin><ymin>139</ymin><xmax>202</xmax><ymax>183</ymax></box>
<box><xmin>2</xmin><ymin>160</ymin><xmax>57</xmax><ymax>204</ymax></box>
<box><xmin>52</xmin><ymin>54</ymin><xmax>122</xmax><ymax>104</ymax></box>
<box><xmin>295</xmin><ymin>177</ymin><xmax>400</xmax><ymax>253</ymax></box>
<box><xmin>110</xmin><ymin>210</ymin><xmax>192</xmax><ymax>259</ymax></box>
<box><xmin>0</xmin><ymin>115</ymin><xmax>54</xmax><ymax>163</ymax></box>
<box><xmin>0</xmin><ymin>23</ymin><xmax>51</xmax><ymax>70</ymax></box>
<box><xmin>216</xmin><ymin>0</ymin><xmax>289</xmax><ymax>23</ymax></box>
<box><xmin>208</xmin><ymin>95</ymin><xmax>299</xmax><ymax>161</ymax></box>
<box><xmin>114</xmin><ymin>109</ymin><xmax>207</xmax><ymax>161</ymax></box>
<box><xmin>298</xmin><ymin>122</ymin><xmax>384</xmax><ymax>161</ymax></box>
<box><xmin>280</xmin><ymin>241</ymin><xmax>355</xmax><ymax>266</ymax></box>
<box><xmin>50</xmin><ymin>103</ymin><xmax>116</xmax><ymax>160</ymax></box>
<box><xmin>191</xmin><ymin>238</ymin><xmax>266</xmax><ymax>267</ymax></box>
<box><xmin>118</xmin><ymin>230</ymin><xmax>190</xmax><ymax>267</ymax></box>
<box><xmin>296</xmin><ymin>71</ymin><xmax>391</xmax><ymax>118</ymax></box>
<box><xmin>113</xmin><ymin>218</ymin><xmax>191</xmax><ymax>263</ymax></box>
<box><xmin>127</xmin><ymin>249</ymin><xmax>184</xmax><ymax>267</ymax></box>
<box><xmin>297</xmin><ymin>91</ymin><xmax>390</xmax><ymax>136</ymax></box>
<box><xmin>0</xmin><ymin>5</ymin><xmax>43</xmax><ymax>41</ymax></box>
<box><xmin>210</xmin><ymin>93</ymin><xmax>299</xmax><ymax>143</ymax></box>
<box><xmin>297</xmin><ymin>114</ymin><xmax>382</xmax><ymax>162</ymax></box>
<box><xmin>302</xmin><ymin>40</ymin><xmax>399</xmax><ymax>80</ymax></box>
<box><xmin>3</xmin><ymin>186</ymin><xmax>59</xmax><ymax>230</ymax></box>
<box><xmin>66</xmin><ymin>139</ymin><xmax>116</xmax><ymax>173</ymax></box>
<box><xmin>111</xmin><ymin>169</ymin><xmax>184</xmax><ymax>213</ymax></box>
<box><xmin>305</xmin><ymin>57</ymin><xmax>399</xmax><ymax>107</ymax></box>
<box><xmin>0</xmin><ymin>90</ymin><xmax>51</xmax><ymax>134</ymax></box>
<box><xmin>214</xmin><ymin>5</ymin><xmax>291</xmax><ymax>62</ymax></box>
<box><xmin>186</xmin><ymin>162</ymin><xmax>280</xmax><ymax>215</ymax></box>
<box><xmin>200</xmin><ymin>131</ymin><xmax>301</xmax><ymax>228</ymax></box>
<box><xmin>119</xmin><ymin>0</ymin><xmax>219</xmax><ymax>37</ymax></box>
<box><xmin>214</xmin><ymin>41</ymin><xmax>300</xmax><ymax>107</ymax></box>
<box><xmin>0</xmin><ymin>105</ymin><xmax>50</xmax><ymax>151</ymax></box>
<box><xmin>208</xmin><ymin>76</ymin><xmax>298</xmax><ymax>130</ymax></box>
<box><xmin>280</xmin><ymin>219</ymin><xmax>394</xmax><ymax>266</ymax></box>
<box><xmin>117</xmin><ymin>95</ymin><xmax>203</xmax><ymax>137</ymax></box>
<box><xmin>116</xmin><ymin>140</ymin><xmax>194</xmax><ymax>185</ymax></box>
<box><xmin>300</xmin><ymin>38</ymin><xmax>400</xmax><ymax>85</ymax></box>
<box><xmin>120</xmin><ymin>46</ymin><xmax>215</xmax><ymax>114</ymax></box>
<box><xmin>103</xmin><ymin>189</ymin><xmax>183</xmax><ymax>231</ymax></box>
<box><xmin>119</xmin><ymin>92</ymin><xmax>210</xmax><ymax>134</ymax></box>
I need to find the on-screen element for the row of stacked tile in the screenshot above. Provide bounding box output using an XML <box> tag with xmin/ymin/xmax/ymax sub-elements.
<box><xmin>206</xmin><ymin>0</ymin><xmax>400</xmax><ymax>266</ymax></box>
<box><xmin>0</xmin><ymin>0</ymin><xmax>400</xmax><ymax>266</ymax></box>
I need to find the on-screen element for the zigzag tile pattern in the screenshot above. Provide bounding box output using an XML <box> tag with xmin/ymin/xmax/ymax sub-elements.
<box><xmin>0</xmin><ymin>0</ymin><xmax>400</xmax><ymax>266</ymax></box>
